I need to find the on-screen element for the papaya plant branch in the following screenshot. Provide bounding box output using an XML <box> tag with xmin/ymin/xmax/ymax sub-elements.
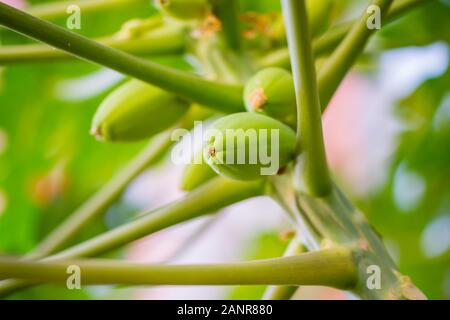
<box><xmin>212</xmin><ymin>0</ymin><xmax>241</xmax><ymax>51</ymax></box>
<box><xmin>262</xmin><ymin>239</ymin><xmax>305</xmax><ymax>300</ymax></box>
<box><xmin>318</xmin><ymin>0</ymin><xmax>394</xmax><ymax>110</ymax></box>
<box><xmin>0</xmin><ymin>177</ymin><xmax>264</xmax><ymax>297</ymax></box>
<box><xmin>52</xmin><ymin>179</ymin><xmax>263</xmax><ymax>260</ymax></box>
<box><xmin>282</xmin><ymin>0</ymin><xmax>331</xmax><ymax>197</ymax></box>
<box><xmin>26</xmin><ymin>0</ymin><xmax>148</xmax><ymax>20</ymax></box>
<box><xmin>270</xmin><ymin>170</ymin><xmax>426</xmax><ymax>300</ymax></box>
<box><xmin>0</xmin><ymin>2</ymin><xmax>244</xmax><ymax>113</ymax></box>
<box><xmin>0</xmin><ymin>248</ymin><xmax>357</xmax><ymax>289</ymax></box>
<box><xmin>258</xmin><ymin>0</ymin><xmax>433</xmax><ymax>69</ymax></box>
<box><xmin>0</xmin><ymin>24</ymin><xmax>186</xmax><ymax>64</ymax></box>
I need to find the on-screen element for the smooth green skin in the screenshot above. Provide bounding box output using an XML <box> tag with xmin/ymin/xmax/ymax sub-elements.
<box><xmin>92</xmin><ymin>79</ymin><xmax>190</xmax><ymax>142</ymax></box>
<box><xmin>244</xmin><ymin>68</ymin><xmax>297</xmax><ymax>128</ymax></box>
<box><xmin>181</xmin><ymin>149</ymin><xmax>217</xmax><ymax>191</ymax></box>
<box><xmin>156</xmin><ymin>0</ymin><xmax>209</xmax><ymax>20</ymax></box>
<box><xmin>204</xmin><ymin>113</ymin><xmax>297</xmax><ymax>181</ymax></box>
<box><xmin>307</xmin><ymin>0</ymin><xmax>333</xmax><ymax>38</ymax></box>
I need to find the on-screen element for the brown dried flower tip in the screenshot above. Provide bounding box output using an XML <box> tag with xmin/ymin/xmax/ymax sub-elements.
<box><xmin>192</xmin><ymin>14</ymin><xmax>222</xmax><ymax>39</ymax></box>
<box><xmin>276</xmin><ymin>165</ymin><xmax>288</xmax><ymax>176</ymax></box>
<box><xmin>90</xmin><ymin>126</ymin><xmax>103</xmax><ymax>140</ymax></box>
<box><xmin>248</xmin><ymin>88</ymin><xmax>267</xmax><ymax>111</ymax></box>
<box><xmin>279</xmin><ymin>229</ymin><xmax>296</xmax><ymax>241</ymax></box>
<box><xmin>241</xmin><ymin>12</ymin><xmax>279</xmax><ymax>39</ymax></box>
<box><xmin>208</xmin><ymin>146</ymin><xmax>216</xmax><ymax>157</ymax></box>
<box><xmin>241</xmin><ymin>12</ymin><xmax>271</xmax><ymax>39</ymax></box>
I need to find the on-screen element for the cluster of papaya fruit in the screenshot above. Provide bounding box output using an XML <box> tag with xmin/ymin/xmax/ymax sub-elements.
<box><xmin>91</xmin><ymin>0</ymin><xmax>333</xmax><ymax>191</ymax></box>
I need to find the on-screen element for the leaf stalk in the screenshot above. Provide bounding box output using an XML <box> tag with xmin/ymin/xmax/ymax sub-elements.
<box><xmin>0</xmin><ymin>2</ymin><xmax>244</xmax><ymax>113</ymax></box>
<box><xmin>0</xmin><ymin>248</ymin><xmax>357</xmax><ymax>289</ymax></box>
<box><xmin>282</xmin><ymin>0</ymin><xmax>332</xmax><ymax>196</ymax></box>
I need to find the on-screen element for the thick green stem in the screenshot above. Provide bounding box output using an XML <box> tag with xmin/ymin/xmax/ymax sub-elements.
<box><xmin>317</xmin><ymin>0</ymin><xmax>394</xmax><ymax>110</ymax></box>
<box><xmin>0</xmin><ymin>25</ymin><xmax>186</xmax><ymax>64</ymax></box>
<box><xmin>212</xmin><ymin>0</ymin><xmax>241</xmax><ymax>51</ymax></box>
<box><xmin>270</xmin><ymin>172</ymin><xmax>427</xmax><ymax>300</ymax></box>
<box><xmin>258</xmin><ymin>0</ymin><xmax>433</xmax><ymax>70</ymax></box>
<box><xmin>262</xmin><ymin>239</ymin><xmax>305</xmax><ymax>300</ymax></box>
<box><xmin>0</xmin><ymin>177</ymin><xmax>264</xmax><ymax>297</ymax></box>
<box><xmin>282</xmin><ymin>0</ymin><xmax>331</xmax><ymax>197</ymax></box>
<box><xmin>26</xmin><ymin>0</ymin><xmax>148</xmax><ymax>20</ymax></box>
<box><xmin>0</xmin><ymin>2</ymin><xmax>244</xmax><ymax>113</ymax></box>
<box><xmin>0</xmin><ymin>248</ymin><xmax>357</xmax><ymax>289</ymax></box>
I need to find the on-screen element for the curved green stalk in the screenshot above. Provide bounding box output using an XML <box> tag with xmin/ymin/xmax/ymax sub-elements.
<box><xmin>212</xmin><ymin>0</ymin><xmax>241</xmax><ymax>51</ymax></box>
<box><xmin>0</xmin><ymin>2</ymin><xmax>244</xmax><ymax>113</ymax></box>
<box><xmin>28</xmin><ymin>134</ymin><xmax>172</xmax><ymax>259</ymax></box>
<box><xmin>0</xmin><ymin>25</ymin><xmax>186</xmax><ymax>64</ymax></box>
<box><xmin>262</xmin><ymin>239</ymin><xmax>305</xmax><ymax>300</ymax></box>
<box><xmin>25</xmin><ymin>106</ymin><xmax>211</xmax><ymax>260</ymax></box>
<box><xmin>282</xmin><ymin>0</ymin><xmax>331</xmax><ymax>197</ymax></box>
<box><xmin>26</xmin><ymin>0</ymin><xmax>148</xmax><ymax>20</ymax></box>
<box><xmin>0</xmin><ymin>248</ymin><xmax>357</xmax><ymax>289</ymax></box>
<box><xmin>0</xmin><ymin>177</ymin><xmax>264</xmax><ymax>297</ymax></box>
<box><xmin>317</xmin><ymin>0</ymin><xmax>394</xmax><ymax>110</ymax></box>
<box><xmin>258</xmin><ymin>0</ymin><xmax>433</xmax><ymax>69</ymax></box>
<box><xmin>53</xmin><ymin>178</ymin><xmax>263</xmax><ymax>260</ymax></box>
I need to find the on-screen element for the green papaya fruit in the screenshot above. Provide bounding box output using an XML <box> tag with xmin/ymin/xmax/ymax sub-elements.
<box><xmin>204</xmin><ymin>112</ymin><xmax>297</xmax><ymax>181</ymax></box>
<box><xmin>244</xmin><ymin>68</ymin><xmax>297</xmax><ymax>128</ymax></box>
<box><xmin>154</xmin><ymin>0</ymin><xmax>210</xmax><ymax>21</ymax></box>
<box><xmin>307</xmin><ymin>0</ymin><xmax>333</xmax><ymax>38</ymax></box>
<box><xmin>91</xmin><ymin>79</ymin><xmax>190</xmax><ymax>142</ymax></box>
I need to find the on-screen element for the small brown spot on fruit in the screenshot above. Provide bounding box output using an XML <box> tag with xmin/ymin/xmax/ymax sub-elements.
<box><xmin>279</xmin><ymin>229</ymin><xmax>296</xmax><ymax>241</ymax></box>
<box><xmin>208</xmin><ymin>146</ymin><xmax>216</xmax><ymax>157</ymax></box>
<box><xmin>90</xmin><ymin>126</ymin><xmax>103</xmax><ymax>140</ymax></box>
<box><xmin>276</xmin><ymin>165</ymin><xmax>287</xmax><ymax>176</ymax></box>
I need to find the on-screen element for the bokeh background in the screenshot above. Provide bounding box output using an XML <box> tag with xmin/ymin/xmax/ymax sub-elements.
<box><xmin>0</xmin><ymin>0</ymin><xmax>449</xmax><ymax>299</ymax></box>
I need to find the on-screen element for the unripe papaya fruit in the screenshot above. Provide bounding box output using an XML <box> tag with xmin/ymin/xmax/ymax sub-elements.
<box><xmin>203</xmin><ymin>112</ymin><xmax>297</xmax><ymax>181</ymax></box>
<box><xmin>115</xmin><ymin>16</ymin><xmax>164</xmax><ymax>40</ymax></box>
<box><xmin>91</xmin><ymin>79</ymin><xmax>190</xmax><ymax>142</ymax></box>
<box><xmin>244</xmin><ymin>68</ymin><xmax>296</xmax><ymax>128</ymax></box>
<box><xmin>154</xmin><ymin>0</ymin><xmax>210</xmax><ymax>21</ymax></box>
<box><xmin>307</xmin><ymin>0</ymin><xmax>333</xmax><ymax>38</ymax></box>
<box><xmin>181</xmin><ymin>149</ymin><xmax>217</xmax><ymax>191</ymax></box>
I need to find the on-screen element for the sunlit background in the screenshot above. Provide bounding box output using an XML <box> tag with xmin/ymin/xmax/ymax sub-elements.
<box><xmin>0</xmin><ymin>0</ymin><xmax>449</xmax><ymax>299</ymax></box>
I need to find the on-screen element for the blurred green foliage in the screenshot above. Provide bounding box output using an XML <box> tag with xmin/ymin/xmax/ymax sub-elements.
<box><xmin>359</xmin><ymin>1</ymin><xmax>450</xmax><ymax>299</ymax></box>
<box><xmin>361</xmin><ymin>63</ymin><xmax>450</xmax><ymax>299</ymax></box>
<box><xmin>0</xmin><ymin>0</ymin><xmax>448</xmax><ymax>299</ymax></box>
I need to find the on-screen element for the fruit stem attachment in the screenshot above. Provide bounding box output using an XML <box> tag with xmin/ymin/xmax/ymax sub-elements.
<box><xmin>281</xmin><ymin>0</ymin><xmax>332</xmax><ymax>197</ymax></box>
<box><xmin>0</xmin><ymin>2</ymin><xmax>244</xmax><ymax>113</ymax></box>
<box><xmin>0</xmin><ymin>248</ymin><xmax>357</xmax><ymax>289</ymax></box>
